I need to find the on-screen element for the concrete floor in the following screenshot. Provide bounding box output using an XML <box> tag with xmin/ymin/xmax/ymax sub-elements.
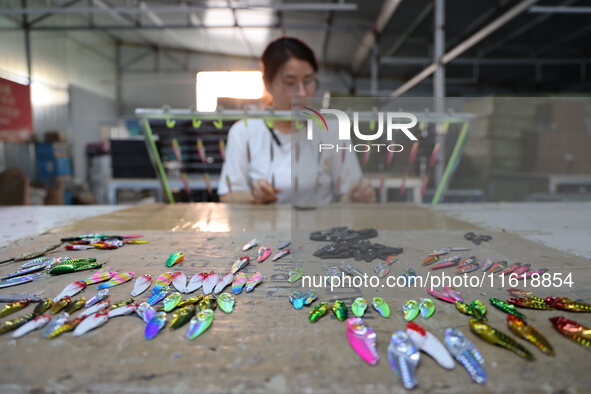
<box><xmin>435</xmin><ymin>202</ymin><xmax>591</xmax><ymax>259</ymax></box>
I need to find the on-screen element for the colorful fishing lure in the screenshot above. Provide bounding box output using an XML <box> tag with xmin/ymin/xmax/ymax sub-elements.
<box><xmin>186</xmin><ymin>273</ymin><xmax>206</xmax><ymax>293</ymax></box>
<box><xmin>245</xmin><ymin>272</ymin><xmax>262</xmax><ymax>292</ymax></box>
<box><xmin>444</xmin><ymin>328</ymin><xmax>487</xmax><ymax>384</ymax></box>
<box><xmin>110</xmin><ymin>298</ymin><xmax>134</xmax><ymax>310</ymax></box>
<box><xmin>287</xmin><ymin>266</ymin><xmax>303</xmax><ymax>283</ymax></box>
<box><xmin>82</xmin><ymin>268</ymin><xmax>117</xmax><ymax>285</ymax></box>
<box><xmin>108</xmin><ymin>302</ymin><xmax>139</xmax><ymax>318</ymax></box>
<box><xmin>507</xmin><ymin>315</ymin><xmax>554</xmax><ymax>356</ymax></box>
<box><xmin>310</xmin><ymin>302</ymin><xmax>328</xmax><ymax>323</ymax></box>
<box><xmin>199</xmin><ymin>295</ymin><xmax>217</xmax><ymax>311</ymax></box>
<box><xmin>419</xmin><ymin>299</ymin><xmax>435</xmax><ymax>319</ymax></box>
<box><xmin>153</xmin><ymin>272</ymin><xmax>175</xmax><ymax>294</ymax></box>
<box><xmin>272</xmin><ymin>248</ymin><xmax>290</xmax><ymax>262</ymax></box>
<box><xmin>550</xmin><ymin>316</ymin><xmax>591</xmax><ymax>349</ymax></box>
<box><xmin>487</xmin><ymin>261</ymin><xmax>507</xmax><ymax>274</ymax></box>
<box><xmin>290</xmin><ymin>291</ymin><xmax>304</xmax><ymax>310</ymax></box>
<box><xmin>231</xmin><ymin>256</ymin><xmax>250</xmax><ymax>274</ymax></box>
<box><xmin>303</xmin><ymin>290</ymin><xmax>318</xmax><ymax>306</ymax></box>
<box><xmin>0</xmin><ymin>299</ymin><xmax>30</xmax><ymax>318</ymax></box>
<box><xmin>401</xmin><ymin>268</ymin><xmax>417</xmax><ymax>286</ymax></box>
<box><xmin>65</xmin><ymin>297</ymin><xmax>86</xmax><ymax>314</ymax></box>
<box><xmin>12</xmin><ymin>313</ymin><xmax>50</xmax><ymax>338</ymax></box>
<box><xmin>347</xmin><ymin>317</ymin><xmax>378</xmax><ymax>365</ymax></box>
<box><xmin>545</xmin><ymin>297</ymin><xmax>591</xmax><ymax>312</ymax></box>
<box><xmin>373</xmin><ymin>297</ymin><xmax>390</xmax><ymax>318</ymax></box>
<box><xmin>47</xmin><ymin>317</ymin><xmax>84</xmax><ymax>338</ymax></box>
<box><xmin>172</xmin><ymin>272</ymin><xmax>187</xmax><ymax>293</ymax></box>
<box><xmin>97</xmin><ymin>272</ymin><xmax>135</xmax><ymax>290</ymax></box>
<box><xmin>508</xmin><ymin>297</ymin><xmax>553</xmax><ymax>310</ymax></box>
<box><xmin>80</xmin><ymin>300</ymin><xmax>110</xmax><ymax>318</ymax></box>
<box><xmin>48</xmin><ymin>260</ymin><xmax>102</xmax><ymax>275</ymax></box>
<box><xmin>51</xmin><ymin>296</ymin><xmax>72</xmax><ymax>314</ymax></box>
<box><xmin>177</xmin><ymin>296</ymin><xmax>203</xmax><ymax>309</ymax></box>
<box><xmin>186</xmin><ymin>309</ymin><xmax>214</xmax><ymax>340</ymax></box>
<box><xmin>165</xmin><ymin>252</ymin><xmax>184</xmax><ymax>267</ymax></box>
<box><xmin>41</xmin><ymin>313</ymin><xmax>69</xmax><ymax>338</ymax></box>
<box><xmin>406</xmin><ymin>321</ymin><xmax>454</xmax><ymax>369</ymax></box>
<box><xmin>479</xmin><ymin>258</ymin><xmax>496</xmax><ymax>272</ymax></box>
<box><xmin>403</xmin><ymin>300</ymin><xmax>419</xmax><ymax>321</ymax></box>
<box><xmin>339</xmin><ymin>262</ymin><xmax>363</xmax><ymax>277</ymax></box>
<box><xmin>469</xmin><ymin>318</ymin><xmax>534</xmax><ymax>360</ymax></box>
<box><xmin>388</xmin><ymin>330</ymin><xmax>420</xmax><ymax>389</ymax></box>
<box><xmin>498</xmin><ymin>262</ymin><xmax>521</xmax><ymax>276</ymax></box>
<box><xmin>136</xmin><ymin>302</ymin><xmax>156</xmax><ymax>324</ymax></box>
<box><xmin>131</xmin><ymin>274</ymin><xmax>152</xmax><ymax>297</ymax></box>
<box><xmin>242</xmin><ymin>239</ymin><xmax>258</xmax><ymax>251</ymax></box>
<box><xmin>163</xmin><ymin>292</ymin><xmax>182</xmax><ymax>312</ymax></box>
<box><xmin>145</xmin><ymin>311</ymin><xmax>167</xmax><ymax>339</ymax></box>
<box><xmin>352</xmin><ymin>298</ymin><xmax>367</xmax><ymax>317</ymax></box>
<box><xmin>0</xmin><ymin>273</ymin><xmax>44</xmax><ymax>289</ymax></box>
<box><xmin>456</xmin><ymin>263</ymin><xmax>480</xmax><ymax>274</ymax></box>
<box><xmin>214</xmin><ymin>273</ymin><xmax>234</xmax><ymax>294</ymax></box>
<box><xmin>85</xmin><ymin>289</ymin><xmax>109</xmax><ymax>308</ymax></box>
<box><xmin>426</xmin><ymin>287</ymin><xmax>462</xmax><ymax>304</ymax></box>
<box><xmin>148</xmin><ymin>287</ymin><xmax>171</xmax><ymax>306</ymax></box>
<box><xmin>257</xmin><ymin>246</ymin><xmax>271</xmax><ymax>263</ymax></box>
<box><xmin>218</xmin><ymin>293</ymin><xmax>235</xmax><ymax>313</ymax></box>
<box><xmin>489</xmin><ymin>298</ymin><xmax>526</xmax><ymax>319</ymax></box>
<box><xmin>202</xmin><ymin>272</ymin><xmax>219</xmax><ymax>295</ymax></box>
<box><xmin>423</xmin><ymin>255</ymin><xmax>439</xmax><ymax>266</ymax></box>
<box><xmin>169</xmin><ymin>304</ymin><xmax>196</xmax><ymax>329</ymax></box>
<box><xmin>331</xmin><ymin>300</ymin><xmax>347</xmax><ymax>321</ymax></box>
<box><xmin>1</xmin><ymin>265</ymin><xmax>47</xmax><ymax>280</ymax></box>
<box><xmin>506</xmin><ymin>288</ymin><xmax>535</xmax><ymax>298</ymax></box>
<box><xmin>374</xmin><ymin>261</ymin><xmax>390</xmax><ymax>278</ymax></box>
<box><xmin>54</xmin><ymin>281</ymin><xmax>87</xmax><ymax>302</ymax></box>
<box><xmin>231</xmin><ymin>273</ymin><xmax>247</xmax><ymax>294</ymax></box>
<box><xmin>33</xmin><ymin>298</ymin><xmax>53</xmax><ymax>316</ymax></box>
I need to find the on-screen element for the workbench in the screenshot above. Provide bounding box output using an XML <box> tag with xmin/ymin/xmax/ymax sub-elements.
<box><xmin>0</xmin><ymin>203</ymin><xmax>589</xmax><ymax>393</ymax></box>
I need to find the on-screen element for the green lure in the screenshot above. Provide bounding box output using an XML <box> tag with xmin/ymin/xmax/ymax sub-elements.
<box><xmin>166</xmin><ymin>252</ymin><xmax>184</xmax><ymax>267</ymax></box>
<box><xmin>310</xmin><ymin>302</ymin><xmax>328</xmax><ymax>323</ymax></box>
<box><xmin>48</xmin><ymin>260</ymin><xmax>102</xmax><ymax>275</ymax></box>
<box><xmin>352</xmin><ymin>297</ymin><xmax>367</xmax><ymax>318</ymax></box>
<box><xmin>163</xmin><ymin>292</ymin><xmax>182</xmax><ymax>312</ymax></box>
<box><xmin>373</xmin><ymin>297</ymin><xmax>390</xmax><ymax>318</ymax></box>
<box><xmin>33</xmin><ymin>298</ymin><xmax>53</xmax><ymax>317</ymax></box>
<box><xmin>331</xmin><ymin>300</ymin><xmax>347</xmax><ymax>321</ymax></box>
<box><xmin>170</xmin><ymin>304</ymin><xmax>196</xmax><ymax>330</ymax></box>
<box><xmin>64</xmin><ymin>298</ymin><xmax>86</xmax><ymax>314</ymax></box>
<box><xmin>218</xmin><ymin>293</ymin><xmax>235</xmax><ymax>314</ymax></box>
<box><xmin>490</xmin><ymin>298</ymin><xmax>526</xmax><ymax>319</ymax></box>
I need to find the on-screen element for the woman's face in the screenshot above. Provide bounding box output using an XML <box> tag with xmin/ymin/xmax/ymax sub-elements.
<box><xmin>266</xmin><ymin>57</ymin><xmax>317</xmax><ymax>110</ymax></box>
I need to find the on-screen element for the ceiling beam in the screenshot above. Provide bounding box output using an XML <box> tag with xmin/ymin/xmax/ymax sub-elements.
<box><xmin>391</xmin><ymin>0</ymin><xmax>538</xmax><ymax>96</ymax></box>
<box><xmin>529</xmin><ymin>6</ymin><xmax>591</xmax><ymax>14</ymax></box>
<box><xmin>28</xmin><ymin>0</ymin><xmax>85</xmax><ymax>26</ymax></box>
<box><xmin>383</xmin><ymin>2</ymin><xmax>432</xmax><ymax>57</ymax></box>
<box><xmin>382</xmin><ymin>56</ymin><xmax>591</xmax><ymax>66</ymax></box>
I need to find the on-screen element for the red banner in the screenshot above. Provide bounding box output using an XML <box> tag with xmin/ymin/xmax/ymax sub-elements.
<box><xmin>0</xmin><ymin>77</ymin><xmax>33</xmax><ymax>142</ymax></box>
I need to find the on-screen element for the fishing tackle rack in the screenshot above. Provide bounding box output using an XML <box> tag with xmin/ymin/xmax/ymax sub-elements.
<box><xmin>135</xmin><ymin>107</ymin><xmax>476</xmax><ymax>204</ymax></box>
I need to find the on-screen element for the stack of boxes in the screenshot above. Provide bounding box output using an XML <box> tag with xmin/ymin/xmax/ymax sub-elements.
<box><xmin>35</xmin><ymin>135</ymin><xmax>73</xmax><ymax>204</ymax></box>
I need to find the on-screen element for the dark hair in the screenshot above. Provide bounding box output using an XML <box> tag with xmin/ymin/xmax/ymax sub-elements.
<box><xmin>261</xmin><ymin>37</ymin><xmax>318</xmax><ymax>85</ymax></box>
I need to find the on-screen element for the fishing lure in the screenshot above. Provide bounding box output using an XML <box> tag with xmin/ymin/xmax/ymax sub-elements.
<box><xmin>419</xmin><ymin>298</ymin><xmax>435</xmax><ymax>319</ymax></box>
<box><xmin>163</xmin><ymin>292</ymin><xmax>182</xmax><ymax>312</ymax></box>
<box><xmin>0</xmin><ymin>299</ymin><xmax>30</xmax><ymax>318</ymax></box>
<box><xmin>47</xmin><ymin>317</ymin><xmax>84</xmax><ymax>339</ymax></box>
<box><xmin>507</xmin><ymin>315</ymin><xmax>554</xmax><ymax>356</ymax></box>
<box><xmin>1</xmin><ymin>265</ymin><xmax>47</xmax><ymax>280</ymax></box>
<box><xmin>153</xmin><ymin>272</ymin><xmax>174</xmax><ymax>293</ymax></box>
<box><xmin>287</xmin><ymin>266</ymin><xmax>303</xmax><ymax>283</ymax></box>
<box><xmin>245</xmin><ymin>272</ymin><xmax>262</xmax><ymax>292</ymax></box>
<box><xmin>97</xmin><ymin>272</ymin><xmax>135</xmax><ymax>290</ymax></box>
<box><xmin>214</xmin><ymin>273</ymin><xmax>234</xmax><ymax>294</ymax></box>
<box><xmin>186</xmin><ymin>308</ymin><xmax>214</xmax><ymax>340</ymax></box>
<box><xmin>550</xmin><ymin>316</ymin><xmax>591</xmax><ymax>349</ymax></box>
<box><xmin>242</xmin><ymin>239</ymin><xmax>258</xmax><ymax>251</ymax></box>
<box><xmin>231</xmin><ymin>273</ymin><xmax>247</xmax><ymax>294</ymax></box>
<box><xmin>186</xmin><ymin>273</ymin><xmax>207</xmax><ymax>293</ymax></box>
<box><xmin>177</xmin><ymin>296</ymin><xmax>204</xmax><ymax>309</ymax></box>
<box><xmin>456</xmin><ymin>263</ymin><xmax>480</xmax><ymax>274</ymax></box>
<box><xmin>110</xmin><ymin>298</ymin><xmax>134</xmax><ymax>310</ymax></box>
<box><xmin>74</xmin><ymin>310</ymin><xmax>109</xmax><ymax>337</ymax></box>
<box><xmin>510</xmin><ymin>263</ymin><xmax>531</xmax><ymax>277</ymax></box>
<box><xmin>332</xmin><ymin>300</ymin><xmax>347</xmax><ymax>321</ymax></box>
<box><xmin>373</xmin><ymin>297</ymin><xmax>390</xmax><ymax>318</ymax></box>
<box><xmin>388</xmin><ymin>330</ymin><xmax>421</xmax><ymax>389</ymax></box>
<box><xmin>430</xmin><ymin>259</ymin><xmax>460</xmax><ymax>270</ymax></box>
<box><xmin>498</xmin><ymin>262</ymin><xmax>522</xmax><ymax>276</ymax></box>
<box><xmin>444</xmin><ymin>328</ymin><xmax>487</xmax><ymax>384</ymax></box>
<box><xmin>278</xmin><ymin>240</ymin><xmax>291</xmax><ymax>250</ymax></box>
<box><xmin>289</xmin><ymin>291</ymin><xmax>304</xmax><ymax>310</ymax></box>
<box><xmin>426</xmin><ymin>287</ymin><xmax>463</xmax><ymax>304</ymax></box>
<box><xmin>0</xmin><ymin>273</ymin><xmax>44</xmax><ymax>289</ymax></box>
<box><xmin>65</xmin><ymin>297</ymin><xmax>86</xmax><ymax>314</ymax></box>
<box><xmin>48</xmin><ymin>260</ymin><xmax>102</xmax><ymax>275</ymax></box>
<box><xmin>352</xmin><ymin>298</ymin><xmax>367</xmax><ymax>317</ymax></box>
<box><xmin>347</xmin><ymin>317</ymin><xmax>378</xmax><ymax>365</ymax></box>
<box><xmin>430</xmin><ymin>247</ymin><xmax>470</xmax><ymax>256</ymax></box>
<box><xmin>231</xmin><ymin>256</ymin><xmax>250</xmax><ymax>274</ymax></box>
<box><xmin>166</xmin><ymin>252</ymin><xmax>184</xmax><ymax>267</ymax></box>
<box><xmin>54</xmin><ymin>281</ymin><xmax>87</xmax><ymax>302</ymax></box>
<box><xmin>440</xmin><ymin>255</ymin><xmax>462</xmax><ymax>264</ymax></box>
<box><xmin>257</xmin><ymin>246</ymin><xmax>271</xmax><ymax>263</ymax></box>
<box><xmin>272</xmin><ymin>248</ymin><xmax>290</xmax><ymax>262</ymax></box>
<box><xmin>51</xmin><ymin>296</ymin><xmax>72</xmax><ymax>314</ymax></box>
<box><xmin>545</xmin><ymin>297</ymin><xmax>591</xmax><ymax>312</ymax></box>
<box><xmin>41</xmin><ymin>313</ymin><xmax>69</xmax><ymax>338</ymax></box>
<box><xmin>170</xmin><ymin>304</ymin><xmax>196</xmax><ymax>329</ymax></box>
<box><xmin>470</xmin><ymin>300</ymin><xmax>487</xmax><ymax>321</ymax></box>
<box><xmin>85</xmin><ymin>289</ymin><xmax>109</xmax><ymax>308</ymax></box>
<box><xmin>12</xmin><ymin>313</ymin><xmax>50</xmax><ymax>338</ymax></box>
<box><xmin>199</xmin><ymin>295</ymin><xmax>217</xmax><ymax>311</ymax></box>
<box><xmin>489</xmin><ymin>298</ymin><xmax>526</xmax><ymax>319</ymax></box>
<box><xmin>374</xmin><ymin>261</ymin><xmax>390</xmax><ymax>277</ymax></box>
<box><xmin>202</xmin><ymin>272</ymin><xmax>219</xmax><ymax>295</ymax></box>
<box><xmin>406</xmin><ymin>321</ymin><xmax>455</xmax><ymax>369</ymax></box>
<box><xmin>401</xmin><ymin>269</ymin><xmax>417</xmax><ymax>286</ymax></box>
<box><xmin>423</xmin><ymin>255</ymin><xmax>439</xmax><ymax>266</ymax></box>
<box><xmin>145</xmin><ymin>311</ymin><xmax>167</xmax><ymax>340</ymax></box>
<box><xmin>508</xmin><ymin>297</ymin><xmax>553</xmax><ymax>310</ymax></box>
<box><xmin>310</xmin><ymin>302</ymin><xmax>328</xmax><ymax>323</ymax></box>
<box><xmin>80</xmin><ymin>300</ymin><xmax>110</xmax><ymax>318</ymax></box>
<box><xmin>148</xmin><ymin>287</ymin><xmax>171</xmax><ymax>306</ymax></box>
<box><xmin>403</xmin><ymin>300</ymin><xmax>419</xmax><ymax>321</ymax></box>
<box><xmin>303</xmin><ymin>290</ymin><xmax>318</xmax><ymax>306</ymax></box>
<box><xmin>18</xmin><ymin>256</ymin><xmax>55</xmax><ymax>269</ymax></box>
<box><xmin>469</xmin><ymin>318</ymin><xmax>534</xmax><ymax>361</ymax></box>
<box><xmin>82</xmin><ymin>269</ymin><xmax>117</xmax><ymax>285</ymax></box>
<box><xmin>218</xmin><ymin>293</ymin><xmax>235</xmax><ymax>313</ymax></box>
<box><xmin>172</xmin><ymin>272</ymin><xmax>187</xmax><ymax>293</ymax></box>
<box><xmin>506</xmin><ymin>288</ymin><xmax>535</xmax><ymax>298</ymax></box>
<box><xmin>339</xmin><ymin>262</ymin><xmax>363</xmax><ymax>277</ymax></box>
<box><xmin>136</xmin><ymin>302</ymin><xmax>156</xmax><ymax>324</ymax></box>
<box><xmin>131</xmin><ymin>274</ymin><xmax>152</xmax><ymax>296</ymax></box>
<box><xmin>479</xmin><ymin>258</ymin><xmax>496</xmax><ymax>272</ymax></box>
<box><xmin>33</xmin><ymin>298</ymin><xmax>53</xmax><ymax>316</ymax></box>
<box><xmin>487</xmin><ymin>261</ymin><xmax>507</xmax><ymax>274</ymax></box>
<box><xmin>108</xmin><ymin>302</ymin><xmax>139</xmax><ymax>318</ymax></box>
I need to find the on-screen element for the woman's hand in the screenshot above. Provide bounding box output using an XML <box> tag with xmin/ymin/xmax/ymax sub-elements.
<box><xmin>345</xmin><ymin>179</ymin><xmax>376</xmax><ymax>203</ymax></box>
<box><xmin>252</xmin><ymin>179</ymin><xmax>279</xmax><ymax>204</ymax></box>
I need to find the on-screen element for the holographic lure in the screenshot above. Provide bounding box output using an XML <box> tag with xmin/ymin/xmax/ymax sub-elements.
<box><xmin>231</xmin><ymin>273</ymin><xmax>247</xmax><ymax>294</ymax></box>
<box><xmin>510</xmin><ymin>263</ymin><xmax>531</xmax><ymax>277</ymax></box>
<box><xmin>47</xmin><ymin>317</ymin><xmax>84</xmax><ymax>338</ymax></box>
<box><xmin>163</xmin><ymin>292</ymin><xmax>182</xmax><ymax>312</ymax></box>
<box><xmin>426</xmin><ymin>287</ymin><xmax>463</xmax><ymax>304</ymax></box>
<box><xmin>136</xmin><ymin>302</ymin><xmax>156</xmax><ymax>324</ymax></box>
<box><xmin>469</xmin><ymin>318</ymin><xmax>534</xmax><ymax>361</ymax></box>
<box><xmin>423</xmin><ymin>255</ymin><xmax>439</xmax><ymax>266</ymax></box>
<box><xmin>290</xmin><ymin>291</ymin><xmax>304</xmax><ymax>310</ymax></box>
<box><xmin>245</xmin><ymin>272</ymin><xmax>262</xmax><ymax>292</ymax></box>
<box><xmin>242</xmin><ymin>238</ymin><xmax>258</xmax><ymax>251</ymax></box>
<box><xmin>199</xmin><ymin>295</ymin><xmax>217</xmax><ymax>311</ymax></box>
<box><xmin>0</xmin><ymin>299</ymin><xmax>30</xmax><ymax>318</ymax></box>
<box><xmin>332</xmin><ymin>300</ymin><xmax>347</xmax><ymax>321</ymax></box>
<box><xmin>487</xmin><ymin>261</ymin><xmax>507</xmax><ymax>274</ymax></box>
<box><xmin>550</xmin><ymin>316</ymin><xmax>591</xmax><ymax>349</ymax></box>
<box><xmin>108</xmin><ymin>302</ymin><xmax>139</xmax><ymax>318</ymax></box>
<box><xmin>153</xmin><ymin>272</ymin><xmax>174</xmax><ymax>293</ymax></box>
<box><xmin>545</xmin><ymin>297</ymin><xmax>591</xmax><ymax>312</ymax></box>
<box><xmin>51</xmin><ymin>296</ymin><xmax>72</xmax><ymax>314</ymax></box>
<box><xmin>171</xmin><ymin>272</ymin><xmax>187</xmax><ymax>293</ymax></box>
<box><xmin>456</xmin><ymin>263</ymin><xmax>480</xmax><ymax>274</ymax></box>
<box><xmin>214</xmin><ymin>273</ymin><xmax>234</xmax><ymax>294</ymax></box>
<box><xmin>287</xmin><ymin>266</ymin><xmax>303</xmax><ymax>283</ymax></box>
<box><xmin>85</xmin><ymin>289</ymin><xmax>109</xmax><ymax>308</ymax></box>
<box><xmin>444</xmin><ymin>328</ymin><xmax>487</xmax><ymax>384</ymax></box>
<box><xmin>401</xmin><ymin>268</ymin><xmax>417</xmax><ymax>286</ymax></box>
<box><xmin>373</xmin><ymin>297</ymin><xmax>390</xmax><ymax>318</ymax></box>
<box><xmin>148</xmin><ymin>287</ymin><xmax>171</xmax><ymax>306</ymax></box>
<box><xmin>48</xmin><ymin>259</ymin><xmax>102</xmax><ymax>275</ymax></box>
<box><xmin>352</xmin><ymin>298</ymin><xmax>367</xmax><ymax>317</ymax></box>
<box><xmin>177</xmin><ymin>296</ymin><xmax>203</xmax><ymax>309</ymax></box>
<box><xmin>82</xmin><ymin>268</ymin><xmax>117</xmax><ymax>285</ymax></box>
<box><xmin>186</xmin><ymin>308</ymin><xmax>214</xmax><ymax>340</ymax></box>
<box><xmin>347</xmin><ymin>317</ymin><xmax>379</xmax><ymax>365</ymax></box>
<box><xmin>18</xmin><ymin>256</ymin><xmax>55</xmax><ymax>269</ymax></box>
<box><xmin>470</xmin><ymin>300</ymin><xmax>487</xmax><ymax>321</ymax></box>
<box><xmin>430</xmin><ymin>259</ymin><xmax>460</xmax><ymax>270</ymax></box>
<box><xmin>0</xmin><ymin>312</ymin><xmax>32</xmax><ymax>335</ymax></box>
<box><xmin>41</xmin><ymin>313</ymin><xmax>69</xmax><ymax>338</ymax></box>
<box><xmin>109</xmin><ymin>298</ymin><xmax>134</xmax><ymax>310</ymax></box>
<box><xmin>419</xmin><ymin>298</ymin><xmax>435</xmax><ymax>319</ymax></box>
<box><xmin>479</xmin><ymin>258</ymin><xmax>496</xmax><ymax>272</ymax></box>
<box><xmin>507</xmin><ymin>315</ymin><xmax>554</xmax><ymax>356</ymax></box>
<box><xmin>33</xmin><ymin>298</ymin><xmax>53</xmax><ymax>316</ymax></box>
<box><xmin>97</xmin><ymin>272</ymin><xmax>135</xmax><ymax>290</ymax></box>
<box><xmin>272</xmin><ymin>248</ymin><xmax>290</xmax><ymax>262</ymax></box>
<box><xmin>339</xmin><ymin>262</ymin><xmax>363</xmax><ymax>277</ymax></box>
<box><xmin>1</xmin><ymin>265</ymin><xmax>46</xmax><ymax>280</ymax></box>
<box><xmin>202</xmin><ymin>272</ymin><xmax>219</xmax><ymax>295</ymax></box>
<box><xmin>303</xmin><ymin>290</ymin><xmax>318</xmax><ymax>306</ymax></box>
<box><xmin>403</xmin><ymin>300</ymin><xmax>419</xmax><ymax>321</ymax></box>
<box><xmin>165</xmin><ymin>252</ymin><xmax>184</xmax><ymax>267</ymax></box>
<box><xmin>64</xmin><ymin>297</ymin><xmax>86</xmax><ymax>314</ymax></box>
<box><xmin>231</xmin><ymin>256</ymin><xmax>250</xmax><ymax>274</ymax></box>
<box><xmin>12</xmin><ymin>313</ymin><xmax>50</xmax><ymax>338</ymax></box>
<box><xmin>388</xmin><ymin>330</ymin><xmax>421</xmax><ymax>389</ymax></box>
<box><xmin>80</xmin><ymin>300</ymin><xmax>110</xmax><ymax>318</ymax></box>
<box><xmin>310</xmin><ymin>302</ymin><xmax>328</xmax><ymax>323</ymax></box>
<box><xmin>170</xmin><ymin>304</ymin><xmax>196</xmax><ymax>329</ymax></box>
<box><xmin>145</xmin><ymin>311</ymin><xmax>167</xmax><ymax>339</ymax></box>
<box><xmin>54</xmin><ymin>281</ymin><xmax>87</xmax><ymax>302</ymax></box>
<box><xmin>374</xmin><ymin>261</ymin><xmax>390</xmax><ymax>277</ymax></box>
<box><xmin>186</xmin><ymin>273</ymin><xmax>206</xmax><ymax>293</ymax></box>
<box><xmin>218</xmin><ymin>293</ymin><xmax>235</xmax><ymax>313</ymax></box>
<box><xmin>0</xmin><ymin>273</ymin><xmax>44</xmax><ymax>289</ymax></box>
<box><xmin>508</xmin><ymin>297</ymin><xmax>553</xmax><ymax>310</ymax></box>
<box><xmin>257</xmin><ymin>246</ymin><xmax>271</xmax><ymax>263</ymax></box>
<box><xmin>489</xmin><ymin>298</ymin><xmax>526</xmax><ymax>319</ymax></box>
<box><xmin>131</xmin><ymin>274</ymin><xmax>152</xmax><ymax>297</ymax></box>
<box><xmin>506</xmin><ymin>288</ymin><xmax>535</xmax><ymax>298</ymax></box>
<box><xmin>406</xmin><ymin>321</ymin><xmax>454</xmax><ymax>369</ymax></box>
<box><xmin>498</xmin><ymin>262</ymin><xmax>521</xmax><ymax>276</ymax></box>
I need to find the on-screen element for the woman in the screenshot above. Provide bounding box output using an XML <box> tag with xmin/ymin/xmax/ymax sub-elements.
<box><xmin>218</xmin><ymin>37</ymin><xmax>375</xmax><ymax>205</ymax></box>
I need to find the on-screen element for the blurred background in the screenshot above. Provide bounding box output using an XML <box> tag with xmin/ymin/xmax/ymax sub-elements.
<box><xmin>1</xmin><ymin>0</ymin><xmax>590</xmax><ymax>205</ymax></box>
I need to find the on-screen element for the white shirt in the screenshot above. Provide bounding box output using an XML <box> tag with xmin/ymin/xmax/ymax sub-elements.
<box><xmin>218</xmin><ymin>118</ymin><xmax>362</xmax><ymax>205</ymax></box>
